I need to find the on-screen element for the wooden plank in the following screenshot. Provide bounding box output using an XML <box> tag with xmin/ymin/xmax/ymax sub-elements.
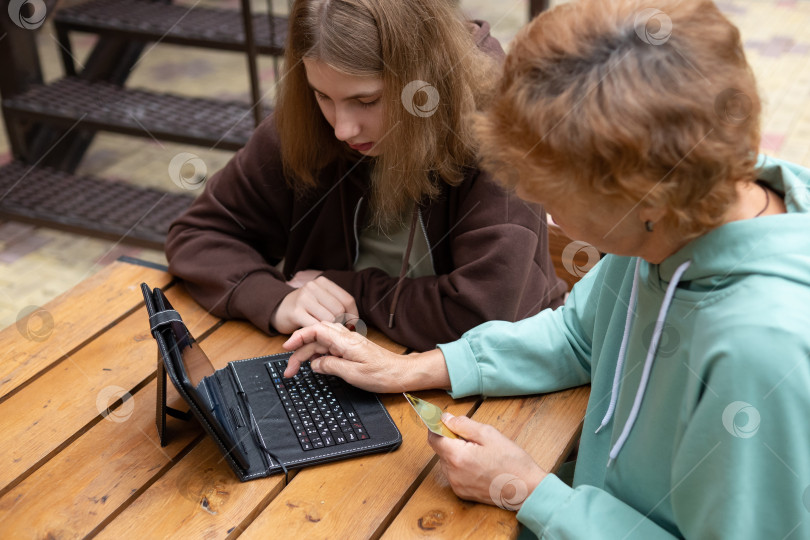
<box><xmin>0</xmin><ymin>260</ymin><xmax>172</xmax><ymax>401</ymax></box>
<box><xmin>0</xmin><ymin>378</ymin><xmax>201</xmax><ymax>539</ymax></box>
<box><xmin>93</xmin><ymin>322</ymin><xmax>292</xmax><ymax>539</ymax></box>
<box><xmin>0</xmin><ymin>321</ymin><xmax>265</xmax><ymax>538</ymax></box>
<box><xmin>363</xmin><ymin>327</ymin><xmax>405</xmax><ymax>355</ymax></box>
<box><xmin>97</xmin><ymin>436</ymin><xmax>285</xmax><ymax>540</ymax></box>
<box><xmin>0</xmin><ymin>283</ymin><xmax>220</xmax><ymax>495</ymax></box>
<box><xmin>381</xmin><ymin>386</ymin><xmax>590</xmax><ymax>539</ymax></box>
<box><xmin>237</xmin><ymin>389</ymin><xmax>478</xmax><ymax>539</ymax></box>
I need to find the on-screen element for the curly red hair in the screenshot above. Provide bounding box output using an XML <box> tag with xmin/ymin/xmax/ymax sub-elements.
<box><xmin>477</xmin><ymin>0</ymin><xmax>761</xmax><ymax>238</ymax></box>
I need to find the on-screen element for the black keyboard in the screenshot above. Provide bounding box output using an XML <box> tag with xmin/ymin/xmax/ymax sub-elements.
<box><xmin>266</xmin><ymin>359</ymin><xmax>369</xmax><ymax>451</ymax></box>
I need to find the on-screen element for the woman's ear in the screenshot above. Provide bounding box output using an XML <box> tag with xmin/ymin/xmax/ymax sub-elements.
<box><xmin>638</xmin><ymin>205</ymin><xmax>667</xmax><ymax>230</ymax></box>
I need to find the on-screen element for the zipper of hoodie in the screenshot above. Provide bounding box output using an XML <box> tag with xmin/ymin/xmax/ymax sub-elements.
<box><xmin>416</xmin><ymin>207</ymin><xmax>435</xmax><ymax>273</ymax></box>
<box><xmin>352</xmin><ymin>197</ymin><xmax>363</xmax><ymax>266</ymax></box>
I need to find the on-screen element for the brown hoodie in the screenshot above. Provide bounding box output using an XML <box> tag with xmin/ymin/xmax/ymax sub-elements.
<box><xmin>165</xmin><ymin>21</ymin><xmax>567</xmax><ymax>351</ymax></box>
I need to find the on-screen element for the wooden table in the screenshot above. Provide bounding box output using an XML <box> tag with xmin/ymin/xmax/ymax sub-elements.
<box><xmin>0</xmin><ymin>259</ymin><xmax>589</xmax><ymax>538</ymax></box>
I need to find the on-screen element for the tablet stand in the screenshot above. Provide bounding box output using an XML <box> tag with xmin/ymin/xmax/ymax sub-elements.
<box><xmin>156</xmin><ymin>351</ymin><xmax>192</xmax><ymax>447</ymax></box>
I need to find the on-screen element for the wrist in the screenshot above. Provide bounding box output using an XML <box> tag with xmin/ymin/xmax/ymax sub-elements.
<box><xmin>268</xmin><ymin>292</ymin><xmax>293</xmax><ymax>333</ymax></box>
<box><xmin>403</xmin><ymin>349</ymin><xmax>451</xmax><ymax>391</ymax></box>
<box><xmin>269</xmin><ymin>304</ymin><xmax>281</xmax><ymax>330</ymax></box>
<box><xmin>519</xmin><ymin>464</ymin><xmax>547</xmax><ymax>510</ymax></box>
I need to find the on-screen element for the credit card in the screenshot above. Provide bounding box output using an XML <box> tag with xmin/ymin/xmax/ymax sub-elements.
<box><xmin>403</xmin><ymin>393</ymin><xmax>461</xmax><ymax>439</ymax></box>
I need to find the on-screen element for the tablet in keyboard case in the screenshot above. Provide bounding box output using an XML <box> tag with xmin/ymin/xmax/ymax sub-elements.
<box><xmin>141</xmin><ymin>283</ymin><xmax>402</xmax><ymax>481</ymax></box>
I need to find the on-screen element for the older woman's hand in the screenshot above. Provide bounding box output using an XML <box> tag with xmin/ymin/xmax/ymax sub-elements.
<box><xmin>282</xmin><ymin>322</ymin><xmax>451</xmax><ymax>393</ymax></box>
<box><xmin>428</xmin><ymin>413</ymin><xmax>547</xmax><ymax>511</ymax></box>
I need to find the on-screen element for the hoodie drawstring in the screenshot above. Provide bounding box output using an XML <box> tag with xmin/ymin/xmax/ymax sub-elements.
<box><xmin>388</xmin><ymin>204</ymin><xmax>419</xmax><ymax>328</ymax></box>
<box><xmin>599</xmin><ymin>259</ymin><xmax>692</xmax><ymax>466</ymax></box>
<box><xmin>595</xmin><ymin>258</ymin><xmax>642</xmax><ymax>434</ymax></box>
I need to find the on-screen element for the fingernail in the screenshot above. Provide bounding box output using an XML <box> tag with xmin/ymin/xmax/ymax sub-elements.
<box><xmin>441</xmin><ymin>412</ymin><xmax>453</xmax><ymax>422</ymax></box>
<box><xmin>311</xmin><ymin>359</ymin><xmax>320</xmax><ymax>372</ymax></box>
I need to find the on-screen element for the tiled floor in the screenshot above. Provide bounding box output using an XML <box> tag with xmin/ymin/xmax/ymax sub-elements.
<box><xmin>0</xmin><ymin>0</ymin><xmax>808</xmax><ymax>329</ymax></box>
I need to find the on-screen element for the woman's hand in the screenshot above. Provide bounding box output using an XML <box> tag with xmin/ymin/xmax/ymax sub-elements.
<box><xmin>282</xmin><ymin>321</ymin><xmax>405</xmax><ymax>392</ymax></box>
<box><xmin>282</xmin><ymin>322</ymin><xmax>451</xmax><ymax>393</ymax></box>
<box><xmin>286</xmin><ymin>269</ymin><xmax>323</xmax><ymax>289</ymax></box>
<box><xmin>428</xmin><ymin>413</ymin><xmax>547</xmax><ymax>511</ymax></box>
<box><xmin>270</xmin><ymin>276</ymin><xmax>359</xmax><ymax>334</ymax></box>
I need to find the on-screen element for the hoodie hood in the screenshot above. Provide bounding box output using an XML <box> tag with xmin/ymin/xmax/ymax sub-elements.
<box><xmin>657</xmin><ymin>155</ymin><xmax>810</xmax><ymax>288</ymax></box>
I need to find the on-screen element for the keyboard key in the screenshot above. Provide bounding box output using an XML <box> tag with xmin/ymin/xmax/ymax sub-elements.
<box><xmin>267</xmin><ymin>359</ymin><xmax>370</xmax><ymax>451</ymax></box>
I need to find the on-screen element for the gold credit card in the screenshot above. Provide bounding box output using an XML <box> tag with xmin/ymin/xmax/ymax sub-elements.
<box><xmin>403</xmin><ymin>393</ymin><xmax>461</xmax><ymax>439</ymax></box>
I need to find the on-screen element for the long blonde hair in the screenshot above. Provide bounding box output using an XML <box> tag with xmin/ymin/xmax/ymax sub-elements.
<box><xmin>276</xmin><ymin>0</ymin><xmax>498</xmax><ymax>227</ymax></box>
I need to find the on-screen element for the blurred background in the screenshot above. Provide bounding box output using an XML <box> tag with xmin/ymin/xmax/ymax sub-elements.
<box><xmin>0</xmin><ymin>0</ymin><xmax>808</xmax><ymax>329</ymax></box>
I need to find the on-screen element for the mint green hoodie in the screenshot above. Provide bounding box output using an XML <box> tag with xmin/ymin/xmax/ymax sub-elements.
<box><xmin>439</xmin><ymin>156</ymin><xmax>810</xmax><ymax>539</ymax></box>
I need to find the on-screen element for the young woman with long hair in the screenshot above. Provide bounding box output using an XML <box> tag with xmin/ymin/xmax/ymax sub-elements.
<box><xmin>166</xmin><ymin>0</ymin><xmax>566</xmax><ymax>350</ymax></box>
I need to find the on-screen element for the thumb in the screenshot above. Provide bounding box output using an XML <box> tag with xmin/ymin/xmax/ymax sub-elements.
<box><xmin>442</xmin><ymin>413</ymin><xmax>487</xmax><ymax>442</ymax></box>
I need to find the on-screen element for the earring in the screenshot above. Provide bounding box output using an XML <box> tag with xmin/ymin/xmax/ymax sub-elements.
<box><xmin>645</xmin><ymin>220</ymin><xmax>654</xmax><ymax>232</ymax></box>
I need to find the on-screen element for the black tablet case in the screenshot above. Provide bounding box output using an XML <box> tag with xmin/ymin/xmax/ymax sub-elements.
<box><xmin>142</xmin><ymin>283</ymin><xmax>402</xmax><ymax>481</ymax></box>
